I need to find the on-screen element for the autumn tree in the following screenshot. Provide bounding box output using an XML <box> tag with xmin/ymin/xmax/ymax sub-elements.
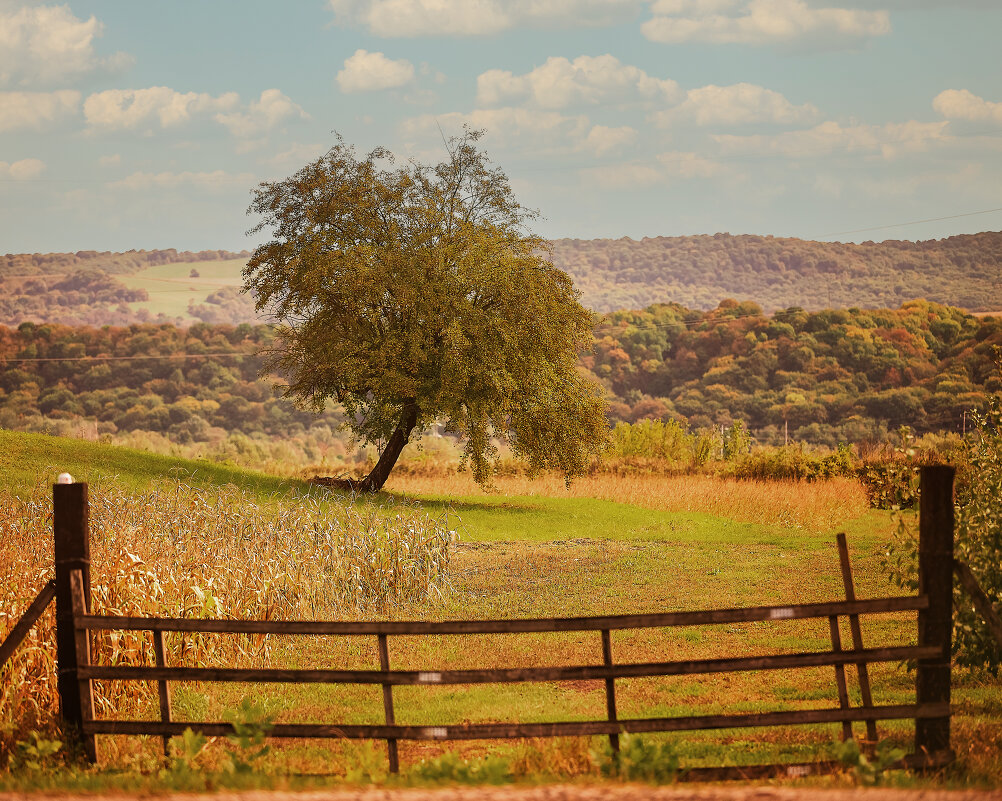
<box><xmin>244</xmin><ymin>130</ymin><xmax>607</xmax><ymax>491</ymax></box>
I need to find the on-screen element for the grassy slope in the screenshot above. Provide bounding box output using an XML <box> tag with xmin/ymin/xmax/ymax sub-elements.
<box><xmin>117</xmin><ymin>259</ymin><xmax>245</xmax><ymax>320</ymax></box>
<box><xmin>0</xmin><ymin>430</ymin><xmax>303</xmax><ymax>496</ymax></box>
<box><xmin>2</xmin><ymin>431</ymin><xmax>998</xmax><ymax>785</ymax></box>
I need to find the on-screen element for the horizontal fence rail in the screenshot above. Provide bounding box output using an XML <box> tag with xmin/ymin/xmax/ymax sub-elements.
<box><xmin>0</xmin><ymin>579</ymin><xmax>56</xmax><ymax>668</ymax></box>
<box><xmin>80</xmin><ymin>644</ymin><xmax>941</xmax><ymax>685</ymax></box>
<box><xmin>69</xmin><ymin>559</ymin><xmax>942</xmax><ymax>770</ymax></box>
<box><xmin>74</xmin><ymin>595</ymin><xmax>928</xmax><ymax>636</ymax></box>
<box><xmin>84</xmin><ymin>702</ymin><xmax>952</xmax><ymax>741</ymax></box>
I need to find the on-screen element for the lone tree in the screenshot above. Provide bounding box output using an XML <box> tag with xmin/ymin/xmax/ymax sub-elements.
<box><xmin>244</xmin><ymin>130</ymin><xmax>607</xmax><ymax>491</ymax></box>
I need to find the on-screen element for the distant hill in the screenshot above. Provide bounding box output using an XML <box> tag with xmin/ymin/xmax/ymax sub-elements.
<box><xmin>1</xmin><ymin>233</ymin><xmax>1000</xmax><ymax>326</ymax></box>
<box><xmin>549</xmin><ymin>231</ymin><xmax>1002</xmax><ymax>313</ymax></box>
<box><xmin>0</xmin><ymin>248</ymin><xmax>251</xmax><ymax>278</ymax></box>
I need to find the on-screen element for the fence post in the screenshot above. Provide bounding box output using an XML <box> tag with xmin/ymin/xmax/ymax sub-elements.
<box><xmin>53</xmin><ymin>481</ymin><xmax>94</xmax><ymax>759</ymax></box>
<box><xmin>600</xmin><ymin>629</ymin><xmax>620</xmax><ymax>754</ymax></box>
<box><xmin>916</xmin><ymin>465</ymin><xmax>954</xmax><ymax>759</ymax></box>
<box><xmin>377</xmin><ymin>634</ymin><xmax>399</xmax><ymax>774</ymax></box>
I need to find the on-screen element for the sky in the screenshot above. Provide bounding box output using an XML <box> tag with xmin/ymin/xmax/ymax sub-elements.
<box><xmin>1</xmin><ymin>0</ymin><xmax>1001</xmax><ymax>253</ymax></box>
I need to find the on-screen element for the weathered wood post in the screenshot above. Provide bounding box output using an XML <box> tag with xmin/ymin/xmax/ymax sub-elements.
<box><xmin>53</xmin><ymin>479</ymin><xmax>96</xmax><ymax>761</ymax></box>
<box><xmin>916</xmin><ymin>465</ymin><xmax>954</xmax><ymax>760</ymax></box>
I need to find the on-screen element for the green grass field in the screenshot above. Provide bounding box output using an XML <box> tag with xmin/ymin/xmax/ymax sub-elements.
<box><xmin>1</xmin><ymin>432</ymin><xmax>999</xmax><ymax>788</ymax></box>
<box><xmin>118</xmin><ymin>259</ymin><xmax>246</xmax><ymax>320</ymax></box>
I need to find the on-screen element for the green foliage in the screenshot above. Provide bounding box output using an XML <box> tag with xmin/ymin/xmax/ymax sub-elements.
<box><xmin>953</xmin><ymin>390</ymin><xmax>1002</xmax><ymax>673</ymax></box>
<box><xmin>835</xmin><ymin>739</ymin><xmax>906</xmax><ymax>786</ymax></box>
<box><xmin>8</xmin><ymin>732</ymin><xmax>61</xmax><ymax>772</ymax></box>
<box><xmin>858</xmin><ymin>464</ymin><xmax>919</xmax><ymax>509</ymax></box>
<box><xmin>606</xmin><ymin>418</ymin><xmax>697</xmax><ymax>467</ymax></box>
<box><xmin>722</xmin><ymin>420</ymin><xmax>751</xmax><ymax>461</ymax></box>
<box><xmin>223</xmin><ymin>698</ymin><xmax>274</xmax><ymax>774</ymax></box>
<box><xmin>594</xmin><ymin>735</ymin><xmax>681</xmax><ymax>783</ymax></box>
<box><xmin>409</xmin><ymin>752</ymin><xmax>513</xmax><ymax>785</ymax></box>
<box><xmin>165</xmin><ymin>728</ymin><xmax>209</xmax><ymax>781</ymax></box>
<box><xmin>244</xmin><ymin>130</ymin><xmax>607</xmax><ymax>489</ymax></box>
<box><xmin>342</xmin><ymin>741</ymin><xmax>388</xmax><ymax>784</ymax></box>
<box><xmin>729</xmin><ymin>443</ymin><xmax>857</xmax><ymax>482</ymax></box>
<box><xmin>882</xmin><ymin>384</ymin><xmax>1002</xmax><ymax>673</ymax></box>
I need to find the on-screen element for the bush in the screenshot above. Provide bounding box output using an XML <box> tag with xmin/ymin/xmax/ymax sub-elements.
<box><xmin>728</xmin><ymin>443</ymin><xmax>857</xmax><ymax>482</ymax></box>
<box><xmin>882</xmin><ymin>391</ymin><xmax>1002</xmax><ymax>674</ymax></box>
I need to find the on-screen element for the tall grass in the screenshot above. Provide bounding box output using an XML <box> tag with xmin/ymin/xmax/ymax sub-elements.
<box><xmin>0</xmin><ymin>479</ymin><xmax>454</xmax><ymax>762</ymax></box>
<box><xmin>387</xmin><ymin>472</ymin><xmax>869</xmax><ymax>531</ymax></box>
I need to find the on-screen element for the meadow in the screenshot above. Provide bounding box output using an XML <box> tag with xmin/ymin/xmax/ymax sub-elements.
<box><xmin>1</xmin><ymin>432</ymin><xmax>1000</xmax><ymax>789</ymax></box>
<box><xmin>117</xmin><ymin>259</ymin><xmax>247</xmax><ymax>320</ymax></box>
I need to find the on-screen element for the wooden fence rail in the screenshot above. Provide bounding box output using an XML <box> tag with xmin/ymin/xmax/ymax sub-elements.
<box><xmin>0</xmin><ymin>579</ymin><xmax>55</xmax><ymax>668</ymax></box>
<box><xmin>50</xmin><ymin>466</ymin><xmax>957</xmax><ymax>778</ymax></box>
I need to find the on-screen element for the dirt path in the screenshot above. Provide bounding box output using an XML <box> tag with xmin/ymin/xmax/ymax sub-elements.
<box><xmin>3</xmin><ymin>787</ymin><xmax>1000</xmax><ymax>801</ymax></box>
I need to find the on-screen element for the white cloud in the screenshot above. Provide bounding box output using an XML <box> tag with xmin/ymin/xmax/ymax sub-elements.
<box><xmin>0</xmin><ymin>4</ymin><xmax>131</xmax><ymax>86</ymax></box>
<box><xmin>656</xmin><ymin>150</ymin><xmax>724</xmax><ymax>178</ymax></box>
<box><xmin>642</xmin><ymin>0</ymin><xmax>891</xmax><ymax>48</ymax></box>
<box><xmin>82</xmin><ymin>87</ymin><xmax>306</xmax><ymax>137</ymax></box>
<box><xmin>584</xmin><ymin>161</ymin><xmax>665</xmax><ymax>189</ymax></box>
<box><xmin>109</xmin><ymin>169</ymin><xmax>255</xmax><ymax>192</ymax></box>
<box><xmin>713</xmin><ymin>119</ymin><xmax>950</xmax><ymax>159</ymax></box>
<box><xmin>583</xmin><ymin>150</ymin><xmax>726</xmax><ymax>189</ymax></box>
<box><xmin>0</xmin><ymin>89</ymin><xmax>80</xmax><ymax>131</ymax></box>
<box><xmin>83</xmin><ymin>87</ymin><xmax>239</xmax><ymax>130</ymax></box>
<box><xmin>266</xmin><ymin>142</ymin><xmax>330</xmax><ymax>168</ymax></box>
<box><xmin>0</xmin><ymin>157</ymin><xmax>46</xmax><ymax>180</ymax></box>
<box><xmin>337</xmin><ymin>49</ymin><xmax>414</xmax><ymax>92</ymax></box>
<box><xmin>582</xmin><ymin>124</ymin><xmax>637</xmax><ymax>155</ymax></box>
<box><xmin>328</xmin><ymin>0</ymin><xmax>641</xmax><ymax>36</ymax></box>
<box><xmin>215</xmin><ymin>89</ymin><xmax>309</xmax><ymax>137</ymax></box>
<box><xmin>403</xmin><ymin>107</ymin><xmax>591</xmax><ymax>152</ymax></box>
<box><xmin>933</xmin><ymin>89</ymin><xmax>1002</xmax><ymax>124</ymax></box>
<box><xmin>657</xmin><ymin>82</ymin><xmax>819</xmax><ymax>126</ymax></box>
<box><xmin>477</xmin><ymin>55</ymin><xmax>680</xmax><ymax>109</ymax></box>
<box><xmin>98</xmin><ymin>153</ymin><xmax>121</xmax><ymax>167</ymax></box>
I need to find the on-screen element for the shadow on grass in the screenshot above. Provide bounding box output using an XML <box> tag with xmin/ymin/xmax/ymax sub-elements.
<box><xmin>377</xmin><ymin>491</ymin><xmax>544</xmax><ymax>516</ymax></box>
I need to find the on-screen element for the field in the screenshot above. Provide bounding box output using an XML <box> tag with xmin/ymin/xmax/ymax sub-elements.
<box><xmin>1</xmin><ymin>432</ymin><xmax>1000</xmax><ymax>789</ymax></box>
<box><xmin>118</xmin><ymin>259</ymin><xmax>246</xmax><ymax>320</ymax></box>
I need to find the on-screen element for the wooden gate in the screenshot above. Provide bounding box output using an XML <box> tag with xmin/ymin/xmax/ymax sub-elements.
<box><xmin>9</xmin><ymin>466</ymin><xmax>957</xmax><ymax>779</ymax></box>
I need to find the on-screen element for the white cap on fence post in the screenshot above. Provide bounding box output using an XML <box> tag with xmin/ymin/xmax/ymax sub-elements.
<box><xmin>57</xmin><ymin>472</ymin><xmax>74</xmax><ymax>484</ymax></box>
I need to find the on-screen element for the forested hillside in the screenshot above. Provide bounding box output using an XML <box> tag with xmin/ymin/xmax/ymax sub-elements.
<box><xmin>550</xmin><ymin>231</ymin><xmax>1002</xmax><ymax>312</ymax></box>
<box><xmin>2</xmin><ymin>233</ymin><xmax>1000</xmax><ymax>327</ymax></box>
<box><xmin>2</xmin><ymin>303</ymin><xmax>999</xmax><ymax>450</ymax></box>
<box><xmin>587</xmin><ymin>299</ymin><xmax>1002</xmax><ymax>445</ymax></box>
<box><xmin>0</xmin><ymin>248</ymin><xmax>250</xmax><ymax>277</ymax></box>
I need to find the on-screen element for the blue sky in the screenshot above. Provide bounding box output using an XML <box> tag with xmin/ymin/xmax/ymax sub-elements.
<box><xmin>1</xmin><ymin>0</ymin><xmax>1000</xmax><ymax>253</ymax></box>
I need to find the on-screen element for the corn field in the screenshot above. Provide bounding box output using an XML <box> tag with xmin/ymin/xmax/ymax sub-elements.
<box><xmin>0</xmin><ymin>479</ymin><xmax>454</xmax><ymax>761</ymax></box>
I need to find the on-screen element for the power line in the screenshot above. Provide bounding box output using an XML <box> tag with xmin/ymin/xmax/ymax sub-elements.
<box><xmin>819</xmin><ymin>207</ymin><xmax>1002</xmax><ymax>238</ymax></box>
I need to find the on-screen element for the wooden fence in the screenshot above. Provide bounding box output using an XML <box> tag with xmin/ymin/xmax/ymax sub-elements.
<box><xmin>4</xmin><ymin>466</ymin><xmax>958</xmax><ymax>779</ymax></box>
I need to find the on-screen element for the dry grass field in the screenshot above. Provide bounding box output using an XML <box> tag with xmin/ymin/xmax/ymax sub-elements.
<box><xmin>1</xmin><ymin>433</ymin><xmax>999</xmax><ymax>789</ymax></box>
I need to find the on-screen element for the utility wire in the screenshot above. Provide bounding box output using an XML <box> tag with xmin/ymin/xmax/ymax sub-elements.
<box><xmin>819</xmin><ymin>207</ymin><xmax>1002</xmax><ymax>238</ymax></box>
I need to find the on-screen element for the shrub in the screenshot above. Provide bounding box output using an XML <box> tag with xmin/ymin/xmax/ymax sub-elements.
<box><xmin>882</xmin><ymin>391</ymin><xmax>1002</xmax><ymax>673</ymax></box>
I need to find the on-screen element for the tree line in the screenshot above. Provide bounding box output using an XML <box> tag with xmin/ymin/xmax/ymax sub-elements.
<box><xmin>1</xmin><ymin>302</ymin><xmax>999</xmax><ymax>449</ymax></box>
<box><xmin>550</xmin><ymin>231</ymin><xmax>1002</xmax><ymax>313</ymax></box>
<box><xmin>587</xmin><ymin>299</ymin><xmax>1001</xmax><ymax>445</ymax></box>
<box><xmin>0</xmin><ymin>248</ymin><xmax>250</xmax><ymax>278</ymax></box>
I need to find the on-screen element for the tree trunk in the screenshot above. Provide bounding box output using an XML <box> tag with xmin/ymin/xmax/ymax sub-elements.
<box><xmin>358</xmin><ymin>401</ymin><xmax>419</xmax><ymax>492</ymax></box>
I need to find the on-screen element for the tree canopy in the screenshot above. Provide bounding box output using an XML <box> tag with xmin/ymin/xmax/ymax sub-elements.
<box><xmin>243</xmin><ymin>130</ymin><xmax>607</xmax><ymax>490</ymax></box>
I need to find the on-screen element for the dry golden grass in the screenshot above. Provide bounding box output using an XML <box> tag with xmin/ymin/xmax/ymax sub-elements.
<box><xmin>387</xmin><ymin>472</ymin><xmax>869</xmax><ymax>532</ymax></box>
<box><xmin>0</xmin><ymin>479</ymin><xmax>453</xmax><ymax>761</ymax></box>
